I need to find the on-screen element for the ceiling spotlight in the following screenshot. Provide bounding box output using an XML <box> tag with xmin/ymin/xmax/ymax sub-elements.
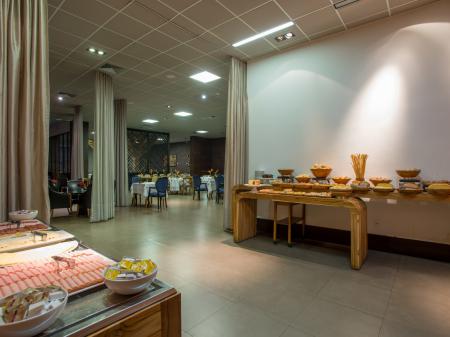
<box><xmin>88</xmin><ymin>47</ymin><xmax>96</xmax><ymax>53</ymax></box>
<box><xmin>334</xmin><ymin>0</ymin><xmax>360</xmax><ymax>9</ymax></box>
<box><xmin>97</xmin><ymin>50</ymin><xmax>105</xmax><ymax>55</ymax></box>
<box><xmin>201</xmin><ymin>94</ymin><xmax>207</xmax><ymax>100</ymax></box>
<box><xmin>174</xmin><ymin>111</ymin><xmax>192</xmax><ymax>117</ymax></box>
<box><xmin>232</xmin><ymin>21</ymin><xmax>294</xmax><ymax>47</ymax></box>
<box><xmin>142</xmin><ymin>119</ymin><xmax>159</xmax><ymax>124</ymax></box>
<box><xmin>275</xmin><ymin>32</ymin><xmax>295</xmax><ymax>42</ymax></box>
<box><xmin>57</xmin><ymin>96</ymin><xmax>64</xmax><ymax>101</ymax></box>
<box><xmin>190</xmin><ymin>71</ymin><xmax>220</xmax><ymax>83</ymax></box>
<box><xmin>167</xmin><ymin>105</ymin><xmax>172</xmax><ymax>109</ymax></box>
<box><xmin>196</xmin><ymin>130</ymin><xmax>208</xmax><ymax>134</ymax></box>
<box><xmin>91</xmin><ymin>131</ymin><xmax>95</xmax><ymax>135</ymax></box>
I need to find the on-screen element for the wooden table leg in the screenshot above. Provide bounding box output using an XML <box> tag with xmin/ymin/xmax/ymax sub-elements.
<box><xmin>273</xmin><ymin>202</ymin><xmax>277</xmax><ymax>244</ymax></box>
<box><xmin>233</xmin><ymin>197</ymin><xmax>257</xmax><ymax>242</ymax></box>
<box><xmin>349</xmin><ymin>205</ymin><xmax>368</xmax><ymax>270</ymax></box>
<box><xmin>288</xmin><ymin>204</ymin><xmax>292</xmax><ymax>247</ymax></box>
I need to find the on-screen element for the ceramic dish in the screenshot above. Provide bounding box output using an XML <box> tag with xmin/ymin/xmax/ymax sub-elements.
<box><xmin>8</xmin><ymin>210</ymin><xmax>38</xmax><ymax>222</ymax></box>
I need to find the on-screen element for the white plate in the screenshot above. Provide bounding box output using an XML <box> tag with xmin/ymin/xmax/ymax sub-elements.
<box><xmin>0</xmin><ymin>289</ymin><xmax>68</xmax><ymax>337</ymax></box>
<box><xmin>8</xmin><ymin>210</ymin><xmax>38</xmax><ymax>222</ymax></box>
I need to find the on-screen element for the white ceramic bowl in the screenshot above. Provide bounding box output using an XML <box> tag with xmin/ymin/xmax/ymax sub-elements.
<box><xmin>103</xmin><ymin>268</ymin><xmax>158</xmax><ymax>295</ymax></box>
<box><xmin>0</xmin><ymin>289</ymin><xmax>67</xmax><ymax>337</ymax></box>
<box><xmin>8</xmin><ymin>210</ymin><xmax>38</xmax><ymax>221</ymax></box>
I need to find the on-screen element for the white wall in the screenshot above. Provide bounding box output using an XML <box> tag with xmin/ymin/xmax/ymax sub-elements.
<box><xmin>247</xmin><ymin>0</ymin><xmax>450</xmax><ymax>244</ymax></box>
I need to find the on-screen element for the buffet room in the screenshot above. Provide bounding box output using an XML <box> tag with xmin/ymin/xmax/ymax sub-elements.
<box><xmin>1</xmin><ymin>0</ymin><xmax>450</xmax><ymax>337</ymax></box>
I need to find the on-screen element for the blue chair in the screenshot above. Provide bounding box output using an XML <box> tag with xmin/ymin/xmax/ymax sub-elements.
<box><xmin>149</xmin><ymin>177</ymin><xmax>168</xmax><ymax>210</ymax></box>
<box><xmin>192</xmin><ymin>175</ymin><xmax>207</xmax><ymax>200</ymax></box>
<box><xmin>215</xmin><ymin>175</ymin><xmax>224</xmax><ymax>203</ymax></box>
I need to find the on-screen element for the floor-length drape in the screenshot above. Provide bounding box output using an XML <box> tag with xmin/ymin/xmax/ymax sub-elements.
<box><xmin>114</xmin><ymin>99</ymin><xmax>128</xmax><ymax>207</ymax></box>
<box><xmin>223</xmin><ymin>57</ymin><xmax>248</xmax><ymax>231</ymax></box>
<box><xmin>71</xmin><ymin>105</ymin><xmax>84</xmax><ymax>180</ymax></box>
<box><xmin>91</xmin><ymin>71</ymin><xmax>115</xmax><ymax>222</ymax></box>
<box><xmin>0</xmin><ymin>0</ymin><xmax>50</xmax><ymax>223</ymax></box>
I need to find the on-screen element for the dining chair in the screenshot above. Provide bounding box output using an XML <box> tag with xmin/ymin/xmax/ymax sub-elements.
<box><xmin>148</xmin><ymin>177</ymin><xmax>169</xmax><ymax>210</ymax></box>
<box><xmin>192</xmin><ymin>175</ymin><xmax>207</xmax><ymax>200</ymax></box>
<box><xmin>215</xmin><ymin>175</ymin><xmax>225</xmax><ymax>203</ymax></box>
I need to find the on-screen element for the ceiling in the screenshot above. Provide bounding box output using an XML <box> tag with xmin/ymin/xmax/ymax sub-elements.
<box><xmin>49</xmin><ymin>0</ymin><xmax>437</xmax><ymax>142</ymax></box>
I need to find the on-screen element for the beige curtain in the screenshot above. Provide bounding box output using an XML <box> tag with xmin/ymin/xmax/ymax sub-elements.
<box><xmin>71</xmin><ymin>105</ymin><xmax>84</xmax><ymax>179</ymax></box>
<box><xmin>223</xmin><ymin>57</ymin><xmax>248</xmax><ymax>231</ymax></box>
<box><xmin>91</xmin><ymin>71</ymin><xmax>115</xmax><ymax>222</ymax></box>
<box><xmin>0</xmin><ymin>0</ymin><xmax>50</xmax><ymax>223</ymax></box>
<box><xmin>114</xmin><ymin>99</ymin><xmax>128</xmax><ymax>207</ymax></box>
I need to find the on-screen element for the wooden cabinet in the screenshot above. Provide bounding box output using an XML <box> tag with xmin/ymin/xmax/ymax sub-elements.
<box><xmin>89</xmin><ymin>293</ymin><xmax>181</xmax><ymax>337</ymax></box>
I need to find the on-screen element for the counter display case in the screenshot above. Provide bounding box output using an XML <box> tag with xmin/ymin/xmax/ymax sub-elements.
<box><xmin>0</xmin><ymin>220</ymin><xmax>181</xmax><ymax>337</ymax></box>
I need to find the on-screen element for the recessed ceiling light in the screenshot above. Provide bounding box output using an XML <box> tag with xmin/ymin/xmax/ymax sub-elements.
<box><xmin>334</xmin><ymin>0</ymin><xmax>360</xmax><ymax>9</ymax></box>
<box><xmin>88</xmin><ymin>47</ymin><xmax>96</xmax><ymax>53</ymax></box>
<box><xmin>232</xmin><ymin>21</ymin><xmax>294</xmax><ymax>47</ymax></box>
<box><xmin>201</xmin><ymin>94</ymin><xmax>207</xmax><ymax>100</ymax></box>
<box><xmin>57</xmin><ymin>96</ymin><xmax>64</xmax><ymax>101</ymax></box>
<box><xmin>167</xmin><ymin>105</ymin><xmax>172</xmax><ymax>109</ymax></box>
<box><xmin>174</xmin><ymin>111</ymin><xmax>192</xmax><ymax>117</ymax></box>
<box><xmin>91</xmin><ymin>131</ymin><xmax>95</xmax><ymax>135</ymax></box>
<box><xmin>196</xmin><ymin>130</ymin><xmax>208</xmax><ymax>134</ymax></box>
<box><xmin>143</xmin><ymin>119</ymin><xmax>159</xmax><ymax>124</ymax></box>
<box><xmin>190</xmin><ymin>71</ymin><xmax>220</xmax><ymax>83</ymax></box>
<box><xmin>275</xmin><ymin>31</ymin><xmax>296</xmax><ymax>42</ymax></box>
<box><xmin>97</xmin><ymin>50</ymin><xmax>105</xmax><ymax>55</ymax></box>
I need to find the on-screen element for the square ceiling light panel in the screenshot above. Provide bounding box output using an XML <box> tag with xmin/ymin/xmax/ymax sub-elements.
<box><xmin>190</xmin><ymin>71</ymin><xmax>221</xmax><ymax>83</ymax></box>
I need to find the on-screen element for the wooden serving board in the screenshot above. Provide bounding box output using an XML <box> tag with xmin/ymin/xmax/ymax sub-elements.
<box><xmin>0</xmin><ymin>229</ymin><xmax>75</xmax><ymax>253</ymax></box>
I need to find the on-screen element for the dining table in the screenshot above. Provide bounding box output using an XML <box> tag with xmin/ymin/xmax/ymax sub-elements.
<box><xmin>130</xmin><ymin>182</ymin><xmax>156</xmax><ymax>206</ymax></box>
<box><xmin>201</xmin><ymin>176</ymin><xmax>216</xmax><ymax>199</ymax></box>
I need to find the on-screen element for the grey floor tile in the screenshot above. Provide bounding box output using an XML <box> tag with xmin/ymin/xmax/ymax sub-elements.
<box><xmin>291</xmin><ymin>298</ymin><xmax>382</xmax><ymax>337</ymax></box>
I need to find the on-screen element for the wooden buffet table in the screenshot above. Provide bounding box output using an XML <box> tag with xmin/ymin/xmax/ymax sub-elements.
<box><xmin>233</xmin><ymin>185</ymin><xmax>368</xmax><ymax>269</ymax></box>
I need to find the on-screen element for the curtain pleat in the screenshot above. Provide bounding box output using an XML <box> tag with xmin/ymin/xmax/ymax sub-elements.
<box><xmin>223</xmin><ymin>57</ymin><xmax>248</xmax><ymax>231</ymax></box>
<box><xmin>71</xmin><ymin>106</ymin><xmax>84</xmax><ymax>179</ymax></box>
<box><xmin>0</xmin><ymin>0</ymin><xmax>50</xmax><ymax>223</ymax></box>
<box><xmin>91</xmin><ymin>71</ymin><xmax>115</xmax><ymax>222</ymax></box>
<box><xmin>114</xmin><ymin>99</ymin><xmax>128</xmax><ymax>207</ymax></box>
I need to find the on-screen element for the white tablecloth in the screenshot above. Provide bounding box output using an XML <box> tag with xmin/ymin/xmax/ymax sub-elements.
<box><xmin>168</xmin><ymin>177</ymin><xmax>184</xmax><ymax>192</ymax></box>
<box><xmin>130</xmin><ymin>182</ymin><xmax>155</xmax><ymax>198</ymax></box>
<box><xmin>201</xmin><ymin>176</ymin><xmax>216</xmax><ymax>192</ymax></box>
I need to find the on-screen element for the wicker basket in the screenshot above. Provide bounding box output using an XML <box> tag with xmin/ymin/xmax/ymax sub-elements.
<box><xmin>311</xmin><ymin>184</ymin><xmax>331</xmax><ymax>191</ymax></box>
<box><xmin>278</xmin><ymin>169</ymin><xmax>294</xmax><ymax>176</ymax></box>
<box><xmin>332</xmin><ymin>177</ymin><xmax>351</xmax><ymax>185</ymax></box>
<box><xmin>310</xmin><ymin>168</ymin><xmax>332</xmax><ymax>178</ymax></box>
<box><xmin>396</xmin><ymin>169</ymin><xmax>421</xmax><ymax>178</ymax></box>
<box><xmin>398</xmin><ymin>188</ymin><xmax>422</xmax><ymax>195</ymax></box>
<box><xmin>369</xmin><ymin>178</ymin><xmax>392</xmax><ymax>186</ymax></box>
<box><xmin>295</xmin><ymin>176</ymin><xmax>311</xmax><ymax>183</ymax></box>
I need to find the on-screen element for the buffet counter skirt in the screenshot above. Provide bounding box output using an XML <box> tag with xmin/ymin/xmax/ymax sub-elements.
<box><xmin>232</xmin><ymin>185</ymin><xmax>368</xmax><ymax>270</ymax></box>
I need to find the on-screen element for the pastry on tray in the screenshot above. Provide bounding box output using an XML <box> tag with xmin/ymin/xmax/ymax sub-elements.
<box><xmin>295</xmin><ymin>174</ymin><xmax>311</xmax><ymax>183</ymax></box>
<box><xmin>330</xmin><ymin>184</ymin><xmax>352</xmax><ymax>196</ymax></box>
<box><xmin>373</xmin><ymin>183</ymin><xmax>394</xmax><ymax>193</ymax></box>
<box><xmin>427</xmin><ymin>183</ymin><xmax>450</xmax><ymax>195</ymax></box>
<box><xmin>351</xmin><ymin>180</ymin><xmax>370</xmax><ymax>193</ymax></box>
<box><xmin>398</xmin><ymin>182</ymin><xmax>422</xmax><ymax>194</ymax></box>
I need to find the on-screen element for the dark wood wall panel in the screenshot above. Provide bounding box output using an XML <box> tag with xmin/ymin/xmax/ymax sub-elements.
<box><xmin>189</xmin><ymin>136</ymin><xmax>225</xmax><ymax>175</ymax></box>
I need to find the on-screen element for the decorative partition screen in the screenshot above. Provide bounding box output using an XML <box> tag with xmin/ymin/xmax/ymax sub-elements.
<box><xmin>49</xmin><ymin>131</ymin><xmax>71</xmax><ymax>178</ymax></box>
<box><xmin>127</xmin><ymin>129</ymin><xmax>169</xmax><ymax>174</ymax></box>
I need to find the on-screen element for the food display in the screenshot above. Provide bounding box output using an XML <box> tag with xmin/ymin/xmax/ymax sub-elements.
<box><xmin>332</xmin><ymin>176</ymin><xmax>351</xmax><ymax>185</ymax></box>
<box><xmin>310</xmin><ymin>164</ymin><xmax>332</xmax><ymax>178</ymax></box>
<box><xmin>0</xmin><ymin>286</ymin><xmax>66</xmax><ymax>324</ymax></box>
<box><xmin>294</xmin><ymin>174</ymin><xmax>311</xmax><ymax>183</ymax></box>
<box><xmin>247</xmin><ymin>179</ymin><xmax>261</xmax><ymax>186</ymax></box>
<box><xmin>330</xmin><ymin>184</ymin><xmax>352</xmax><ymax>196</ymax></box>
<box><xmin>311</xmin><ymin>183</ymin><xmax>331</xmax><ymax>191</ymax></box>
<box><xmin>398</xmin><ymin>182</ymin><xmax>422</xmax><ymax>194</ymax></box>
<box><xmin>427</xmin><ymin>183</ymin><xmax>450</xmax><ymax>195</ymax></box>
<box><xmin>351</xmin><ymin>154</ymin><xmax>368</xmax><ymax>181</ymax></box>
<box><xmin>0</xmin><ymin>230</ymin><xmax>74</xmax><ymax>254</ymax></box>
<box><xmin>396</xmin><ymin>169</ymin><xmax>421</xmax><ymax>178</ymax></box>
<box><xmin>0</xmin><ymin>220</ymin><xmax>47</xmax><ymax>237</ymax></box>
<box><xmin>351</xmin><ymin>180</ymin><xmax>371</xmax><ymax>193</ymax></box>
<box><xmin>373</xmin><ymin>183</ymin><xmax>395</xmax><ymax>194</ymax></box>
<box><xmin>369</xmin><ymin>177</ymin><xmax>392</xmax><ymax>186</ymax></box>
<box><xmin>8</xmin><ymin>210</ymin><xmax>38</xmax><ymax>222</ymax></box>
<box><xmin>104</xmin><ymin>257</ymin><xmax>157</xmax><ymax>295</ymax></box>
<box><xmin>0</xmin><ymin>248</ymin><xmax>114</xmax><ymax>297</ymax></box>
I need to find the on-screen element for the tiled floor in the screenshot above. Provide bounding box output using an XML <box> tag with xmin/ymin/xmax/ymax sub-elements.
<box><xmin>52</xmin><ymin>196</ymin><xmax>450</xmax><ymax>337</ymax></box>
